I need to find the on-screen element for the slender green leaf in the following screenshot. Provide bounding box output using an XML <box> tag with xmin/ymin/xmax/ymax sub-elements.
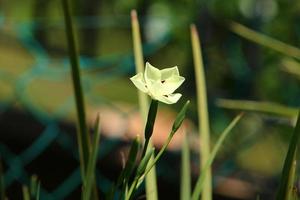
<box><xmin>126</xmin><ymin>148</ymin><xmax>155</xmax><ymax>200</ymax></box>
<box><xmin>83</xmin><ymin>115</ymin><xmax>101</xmax><ymax>200</ymax></box>
<box><xmin>107</xmin><ymin>136</ymin><xmax>140</xmax><ymax>200</ymax></box>
<box><xmin>136</xmin><ymin>148</ymin><xmax>155</xmax><ymax>177</ymax></box>
<box><xmin>285</xmin><ymin>153</ymin><xmax>296</xmax><ymax>200</ymax></box>
<box><xmin>191</xmin><ymin>113</ymin><xmax>244</xmax><ymax>200</ymax></box>
<box><xmin>30</xmin><ymin>175</ymin><xmax>38</xmax><ymax>198</ymax></box>
<box><xmin>61</xmin><ymin>0</ymin><xmax>90</xmax><ymax>178</ymax></box>
<box><xmin>216</xmin><ymin>98</ymin><xmax>298</xmax><ymax>118</ymax></box>
<box><xmin>181</xmin><ymin>133</ymin><xmax>191</xmax><ymax>200</ymax></box>
<box><xmin>281</xmin><ymin>58</ymin><xmax>300</xmax><ymax>79</ymax></box>
<box><xmin>22</xmin><ymin>186</ymin><xmax>30</xmax><ymax>200</ymax></box>
<box><xmin>228</xmin><ymin>21</ymin><xmax>300</xmax><ymax>59</ymax></box>
<box><xmin>276</xmin><ymin>111</ymin><xmax>300</xmax><ymax>200</ymax></box>
<box><xmin>122</xmin><ymin>136</ymin><xmax>141</xmax><ymax>185</ymax></box>
<box><xmin>36</xmin><ymin>182</ymin><xmax>40</xmax><ymax>200</ymax></box>
<box><xmin>131</xmin><ymin>9</ymin><xmax>157</xmax><ymax>200</ymax></box>
<box><xmin>191</xmin><ymin>24</ymin><xmax>212</xmax><ymax>200</ymax></box>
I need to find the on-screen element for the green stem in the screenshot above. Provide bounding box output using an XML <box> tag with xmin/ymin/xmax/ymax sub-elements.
<box><xmin>142</xmin><ymin>100</ymin><xmax>158</xmax><ymax>157</ymax></box>
<box><xmin>61</xmin><ymin>0</ymin><xmax>90</xmax><ymax>176</ymax></box>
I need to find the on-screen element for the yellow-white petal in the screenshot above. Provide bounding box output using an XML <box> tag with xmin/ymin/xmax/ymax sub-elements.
<box><xmin>145</xmin><ymin>62</ymin><xmax>161</xmax><ymax>83</ymax></box>
<box><xmin>161</xmin><ymin>75</ymin><xmax>185</xmax><ymax>94</ymax></box>
<box><xmin>161</xmin><ymin>66</ymin><xmax>179</xmax><ymax>80</ymax></box>
<box><xmin>155</xmin><ymin>93</ymin><xmax>182</xmax><ymax>104</ymax></box>
<box><xmin>130</xmin><ymin>73</ymin><xmax>148</xmax><ymax>93</ymax></box>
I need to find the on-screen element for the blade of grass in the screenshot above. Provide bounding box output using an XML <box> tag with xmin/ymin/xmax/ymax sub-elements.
<box><xmin>126</xmin><ymin>148</ymin><xmax>155</xmax><ymax>200</ymax></box>
<box><xmin>281</xmin><ymin>58</ymin><xmax>300</xmax><ymax>80</ymax></box>
<box><xmin>216</xmin><ymin>98</ymin><xmax>298</xmax><ymax>118</ymax></box>
<box><xmin>83</xmin><ymin>115</ymin><xmax>101</xmax><ymax>200</ymax></box>
<box><xmin>191</xmin><ymin>113</ymin><xmax>244</xmax><ymax>200</ymax></box>
<box><xmin>191</xmin><ymin>24</ymin><xmax>212</xmax><ymax>200</ymax></box>
<box><xmin>180</xmin><ymin>131</ymin><xmax>191</xmax><ymax>200</ymax></box>
<box><xmin>228</xmin><ymin>21</ymin><xmax>300</xmax><ymax>59</ymax></box>
<box><xmin>36</xmin><ymin>182</ymin><xmax>40</xmax><ymax>200</ymax></box>
<box><xmin>22</xmin><ymin>185</ymin><xmax>30</xmax><ymax>200</ymax></box>
<box><xmin>131</xmin><ymin>9</ymin><xmax>158</xmax><ymax>200</ymax></box>
<box><xmin>107</xmin><ymin>136</ymin><xmax>140</xmax><ymax>200</ymax></box>
<box><xmin>30</xmin><ymin>175</ymin><xmax>38</xmax><ymax>198</ymax></box>
<box><xmin>276</xmin><ymin>111</ymin><xmax>300</xmax><ymax>200</ymax></box>
<box><xmin>61</xmin><ymin>0</ymin><xmax>90</xmax><ymax>177</ymax></box>
<box><xmin>285</xmin><ymin>153</ymin><xmax>296</xmax><ymax>200</ymax></box>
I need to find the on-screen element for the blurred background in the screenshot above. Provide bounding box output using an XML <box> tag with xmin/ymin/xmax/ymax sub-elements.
<box><xmin>0</xmin><ymin>0</ymin><xmax>300</xmax><ymax>199</ymax></box>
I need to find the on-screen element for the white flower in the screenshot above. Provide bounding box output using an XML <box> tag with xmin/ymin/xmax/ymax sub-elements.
<box><xmin>130</xmin><ymin>62</ymin><xmax>185</xmax><ymax>104</ymax></box>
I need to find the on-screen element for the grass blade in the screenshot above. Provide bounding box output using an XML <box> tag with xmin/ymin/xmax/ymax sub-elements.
<box><xmin>36</xmin><ymin>182</ymin><xmax>40</xmax><ymax>200</ymax></box>
<box><xmin>216</xmin><ymin>98</ymin><xmax>298</xmax><ymax>118</ymax></box>
<box><xmin>285</xmin><ymin>153</ymin><xmax>296</xmax><ymax>200</ymax></box>
<box><xmin>82</xmin><ymin>115</ymin><xmax>101</xmax><ymax>200</ymax></box>
<box><xmin>276</xmin><ymin>111</ymin><xmax>300</xmax><ymax>200</ymax></box>
<box><xmin>228</xmin><ymin>21</ymin><xmax>300</xmax><ymax>59</ymax></box>
<box><xmin>22</xmin><ymin>185</ymin><xmax>30</xmax><ymax>200</ymax></box>
<box><xmin>107</xmin><ymin>136</ymin><xmax>140</xmax><ymax>200</ymax></box>
<box><xmin>190</xmin><ymin>24</ymin><xmax>212</xmax><ymax>200</ymax></box>
<box><xmin>61</xmin><ymin>0</ymin><xmax>90</xmax><ymax>177</ymax></box>
<box><xmin>281</xmin><ymin>58</ymin><xmax>300</xmax><ymax>79</ymax></box>
<box><xmin>131</xmin><ymin>9</ymin><xmax>158</xmax><ymax>200</ymax></box>
<box><xmin>180</xmin><ymin>132</ymin><xmax>191</xmax><ymax>200</ymax></box>
<box><xmin>191</xmin><ymin>113</ymin><xmax>244</xmax><ymax>200</ymax></box>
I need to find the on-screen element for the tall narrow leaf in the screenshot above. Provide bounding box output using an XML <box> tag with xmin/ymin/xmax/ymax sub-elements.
<box><xmin>228</xmin><ymin>21</ymin><xmax>300</xmax><ymax>59</ymax></box>
<box><xmin>61</xmin><ymin>0</ymin><xmax>90</xmax><ymax>177</ymax></box>
<box><xmin>276</xmin><ymin>111</ymin><xmax>300</xmax><ymax>200</ymax></box>
<box><xmin>131</xmin><ymin>9</ymin><xmax>158</xmax><ymax>200</ymax></box>
<box><xmin>181</xmin><ymin>132</ymin><xmax>191</xmax><ymax>200</ymax></box>
<box><xmin>216</xmin><ymin>99</ymin><xmax>297</xmax><ymax>118</ymax></box>
<box><xmin>190</xmin><ymin>24</ymin><xmax>212</xmax><ymax>200</ymax></box>
<box><xmin>285</xmin><ymin>153</ymin><xmax>296</xmax><ymax>200</ymax></box>
<box><xmin>191</xmin><ymin>113</ymin><xmax>243</xmax><ymax>200</ymax></box>
<box><xmin>22</xmin><ymin>186</ymin><xmax>30</xmax><ymax>200</ymax></box>
<box><xmin>83</xmin><ymin>115</ymin><xmax>101</xmax><ymax>200</ymax></box>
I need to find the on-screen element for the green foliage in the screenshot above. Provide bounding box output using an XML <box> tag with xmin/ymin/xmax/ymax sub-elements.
<box><xmin>180</xmin><ymin>133</ymin><xmax>191</xmax><ymax>200</ymax></box>
<box><xmin>276</xmin><ymin>111</ymin><xmax>300</xmax><ymax>200</ymax></box>
<box><xmin>191</xmin><ymin>113</ymin><xmax>243</xmax><ymax>200</ymax></box>
<box><xmin>82</xmin><ymin>115</ymin><xmax>101</xmax><ymax>200</ymax></box>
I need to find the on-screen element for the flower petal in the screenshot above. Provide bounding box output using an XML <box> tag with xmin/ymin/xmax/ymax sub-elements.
<box><xmin>161</xmin><ymin>75</ymin><xmax>185</xmax><ymax>94</ymax></box>
<box><xmin>147</xmin><ymin>80</ymin><xmax>164</xmax><ymax>98</ymax></box>
<box><xmin>161</xmin><ymin>67</ymin><xmax>179</xmax><ymax>80</ymax></box>
<box><xmin>145</xmin><ymin>62</ymin><xmax>161</xmax><ymax>82</ymax></box>
<box><xmin>155</xmin><ymin>93</ymin><xmax>182</xmax><ymax>104</ymax></box>
<box><xmin>130</xmin><ymin>73</ymin><xmax>148</xmax><ymax>93</ymax></box>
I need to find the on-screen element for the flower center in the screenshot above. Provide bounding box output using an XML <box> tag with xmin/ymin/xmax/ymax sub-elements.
<box><xmin>161</xmin><ymin>80</ymin><xmax>165</xmax><ymax>83</ymax></box>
